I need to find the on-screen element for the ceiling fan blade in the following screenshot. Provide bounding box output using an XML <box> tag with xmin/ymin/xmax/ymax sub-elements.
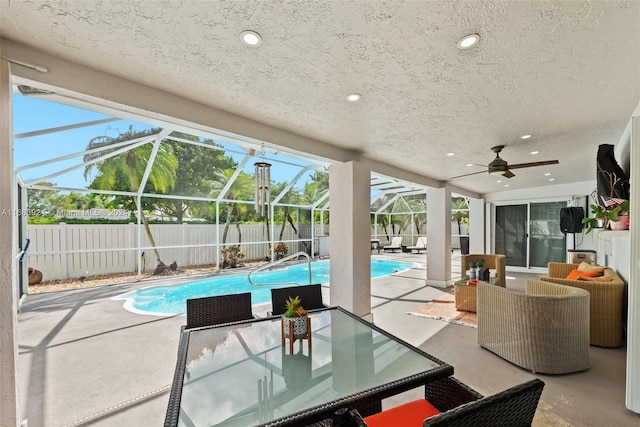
<box><xmin>502</xmin><ymin>170</ymin><xmax>515</xmax><ymax>178</ymax></box>
<box><xmin>450</xmin><ymin>170</ymin><xmax>487</xmax><ymax>179</ymax></box>
<box><xmin>507</xmin><ymin>160</ymin><xmax>559</xmax><ymax>170</ymax></box>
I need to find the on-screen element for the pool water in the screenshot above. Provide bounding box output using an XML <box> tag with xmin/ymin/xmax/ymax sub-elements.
<box><xmin>114</xmin><ymin>259</ymin><xmax>416</xmax><ymax>316</ymax></box>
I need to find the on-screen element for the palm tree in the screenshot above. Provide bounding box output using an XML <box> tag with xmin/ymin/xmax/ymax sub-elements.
<box><xmin>85</xmin><ymin>129</ymin><xmax>178</xmax><ymax>267</ymax></box>
<box><xmin>271</xmin><ymin>181</ymin><xmax>301</xmax><ymax>241</ymax></box>
<box><xmin>210</xmin><ymin>169</ymin><xmax>254</xmax><ymax>245</ymax></box>
<box><xmin>451</xmin><ymin>197</ymin><xmax>470</xmax><ymax>237</ymax></box>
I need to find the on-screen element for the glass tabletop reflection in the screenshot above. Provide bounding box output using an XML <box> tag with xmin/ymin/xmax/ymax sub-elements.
<box><xmin>177</xmin><ymin>308</ymin><xmax>443</xmax><ymax>427</ymax></box>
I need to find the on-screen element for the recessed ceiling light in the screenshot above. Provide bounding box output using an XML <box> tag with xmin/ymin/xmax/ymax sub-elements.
<box><xmin>446</xmin><ymin>152</ymin><xmax>455</xmax><ymax>156</ymax></box>
<box><xmin>240</xmin><ymin>30</ymin><xmax>262</xmax><ymax>47</ymax></box>
<box><xmin>346</xmin><ymin>93</ymin><xmax>361</xmax><ymax>102</ymax></box>
<box><xmin>549</xmin><ymin>178</ymin><xmax>555</xmax><ymax>181</ymax></box>
<box><xmin>505</xmin><ymin>184</ymin><xmax>510</xmax><ymax>187</ymax></box>
<box><xmin>530</xmin><ymin>151</ymin><xmax>539</xmax><ymax>155</ymax></box>
<box><xmin>520</xmin><ymin>134</ymin><xmax>532</xmax><ymax>140</ymax></box>
<box><xmin>544</xmin><ymin>173</ymin><xmax>551</xmax><ymax>176</ymax></box>
<box><xmin>466</xmin><ymin>163</ymin><xmax>474</xmax><ymax>167</ymax></box>
<box><xmin>496</xmin><ymin>180</ymin><xmax>502</xmax><ymax>183</ymax></box>
<box><xmin>457</xmin><ymin>33</ymin><xmax>480</xmax><ymax>49</ymax></box>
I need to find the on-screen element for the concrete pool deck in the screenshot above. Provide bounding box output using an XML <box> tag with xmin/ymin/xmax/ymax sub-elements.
<box><xmin>17</xmin><ymin>252</ymin><xmax>639</xmax><ymax>426</ymax></box>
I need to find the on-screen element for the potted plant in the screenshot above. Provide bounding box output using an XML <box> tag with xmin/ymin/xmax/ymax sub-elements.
<box><xmin>582</xmin><ymin>204</ymin><xmax>609</xmax><ymax>234</ymax></box>
<box><xmin>475</xmin><ymin>259</ymin><xmax>486</xmax><ymax>281</ymax></box>
<box><xmin>608</xmin><ymin>200</ymin><xmax>630</xmax><ymax>230</ymax></box>
<box><xmin>467</xmin><ymin>261</ymin><xmax>477</xmax><ymax>279</ymax></box>
<box><xmin>282</xmin><ymin>296</ymin><xmax>309</xmax><ymax>340</ymax></box>
<box><xmin>582</xmin><ymin>200</ymin><xmax>630</xmax><ymax>233</ymax></box>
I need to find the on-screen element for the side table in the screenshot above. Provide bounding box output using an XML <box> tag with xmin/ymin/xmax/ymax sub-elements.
<box><xmin>454</xmin><ymin>283</ymin><xmax>477</xmax><ymax>312</ymax></box>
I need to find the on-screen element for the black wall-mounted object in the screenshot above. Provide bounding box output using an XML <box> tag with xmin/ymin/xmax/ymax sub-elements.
<box><xmin>560</xmin><ymin>207</ymin><xmax>585</xmax><ymax>233</ymax></box>
<box><xmin>597</xmin><ymin>144</ymin><xmax>630</xmax><ymax>201</ymax></box>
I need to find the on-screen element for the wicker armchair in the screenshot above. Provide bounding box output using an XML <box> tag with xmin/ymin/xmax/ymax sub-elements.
<box><xmin>461</xmin><ymin>254</ymin><xmax>506</xmax><ymax>287</ymax></box>
<box><xmin>477</xmin><ymin>280</ymin><xmax>590</xmax><ymax>374</ymax></box>
<box><xmin>537</xmin><ymin>262</ymin><xmax>626</xmax><ymax>348</ymax></box>
<box><xmin>185</xmin><ymin>292</ymin><xmax>254</xmax><ymax>329</ymax></box>
<box><xmin>362</xmin><ymin>376</ymin><xmax>544</xmax><ymax>427</ymax></box>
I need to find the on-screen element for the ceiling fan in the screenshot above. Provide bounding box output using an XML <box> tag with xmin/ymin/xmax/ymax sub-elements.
<box><xmin>450</xmin><ymin>145</ymin><xmax>559</xmax><ymax>179</ymax></box>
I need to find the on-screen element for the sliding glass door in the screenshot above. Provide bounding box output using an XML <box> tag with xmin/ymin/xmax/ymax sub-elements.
<box><xmin>495</xmin><ymin>202</ymin><xmax>566</xmax><ymax>269</ymax></box>
<box><xmin>495</xmin><ymin>204</ymin><xmax>528</xmax><ymax>267</ymax></box>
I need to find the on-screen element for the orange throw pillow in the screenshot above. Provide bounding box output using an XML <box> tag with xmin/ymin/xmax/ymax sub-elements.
<box><xmin>364</xmin><ymin>399</ymin><xmax>441</xmax><ymax>427</ymax></box>
<box><xmin>566</xmin><ymin>269</ymin><xmax>598</xmax><ymax>280</ymax></box>
<box><xmin>577</xmin><ymin>262</ymin><xmax>606</xmax><ymax>276</ymax></box>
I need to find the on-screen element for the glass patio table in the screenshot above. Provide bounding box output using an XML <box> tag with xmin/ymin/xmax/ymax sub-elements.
<box><xmin>164</xmin><ymin>306</ymin><xmax>453</xmax><ymax>427</ymax></box>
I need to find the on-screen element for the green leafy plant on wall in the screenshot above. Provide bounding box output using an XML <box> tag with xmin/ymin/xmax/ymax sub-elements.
<box><xmin>582</xmin><ymin>200</ymin><xmax>629</xmax><ymax>234</ymax></box>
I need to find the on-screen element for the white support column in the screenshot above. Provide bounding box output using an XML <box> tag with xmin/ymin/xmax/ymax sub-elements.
<box><xmin>426</xmin><ymin>187</ymin><xmax>451</xmax><ymax>288</ymax></box>
<box><xmin>469</xmin><ymin>197</ymin><xmax>486</xmax><ymax>253</ymax></box>
<box><xmin>329</xmin><ymin>161</ymin><xmax>371</xmax><ymax>317</ymax></box>
<box><xmin>626</xmin><ymin>115</ymin><xmax>640</xmax><ymax>413</ymax></box>
<box><xmin>0</xmin><ymin>58</ymin><xmax>20</xmax><ymax>427</ymax></box>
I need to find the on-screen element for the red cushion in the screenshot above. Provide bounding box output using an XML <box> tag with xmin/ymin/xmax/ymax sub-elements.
<box><xmin>363</xmin><ymin>399</ymin><xmax>441</xmax><ymax>427</ymax></box>
<box><xmin>566</xmin><ymin>269</ymin><xmax>598</xmax><ymax>280</ymax></box>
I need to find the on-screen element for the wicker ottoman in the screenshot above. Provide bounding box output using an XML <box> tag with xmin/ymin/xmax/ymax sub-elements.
<box><xmin>455</xmin><ymin>284</ymin><xmax>477</xmax><ymax>312</ymax></box>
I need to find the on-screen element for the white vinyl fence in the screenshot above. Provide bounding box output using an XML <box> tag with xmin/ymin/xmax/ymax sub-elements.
<box><xmin>26</xmin><ymin>223</ymin><xmax>328</xmax><ymax>281</ymax></box>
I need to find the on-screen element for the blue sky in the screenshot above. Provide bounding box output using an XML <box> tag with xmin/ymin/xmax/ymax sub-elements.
<box><xmin>12</xmin><ymin>93</ymin><xmax>314</xmax><ymax>191</ymax></box>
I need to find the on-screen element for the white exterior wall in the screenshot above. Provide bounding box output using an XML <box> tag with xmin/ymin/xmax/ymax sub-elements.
<box><xmin>0</xmin><ymin>58</ymin><xmax>20</xmax><ymax>427</ymax></box>
<box><xmin>426</xmin><ymin>187</ymin><xmax>452</xmax><ymax>288</ymax></box>
<box><xmin>329</xmin><ymin>161</ymin><xmax>371</xmax><ymax>317</ymax></box>
<box><xmin>626</xmin><ymin>115</ymin><xmax>640</xmax><ymax>413</ymax></box>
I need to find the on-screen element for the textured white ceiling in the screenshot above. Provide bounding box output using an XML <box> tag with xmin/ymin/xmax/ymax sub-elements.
<box><xmin>1</xmin><ymin>0</ymin><xmax>638</xmax><ymax>194</ymax></box>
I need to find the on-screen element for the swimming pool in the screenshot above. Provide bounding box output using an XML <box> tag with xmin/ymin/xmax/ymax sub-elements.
<box><xmin>114</xmin><ymin>259</ymin><xmax>417</xmax><ymax>316</ymax></box>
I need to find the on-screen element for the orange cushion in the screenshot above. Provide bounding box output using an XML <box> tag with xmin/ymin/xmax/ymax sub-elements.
<box><xmin>363</xmin><ymin>399</ymin><xmax>441</xmax><ymax>427</ymax></box>
<box><xmin>566</xmin><ymin>269</ymin><xmax>598</xmax><ymax>280</ymax></box>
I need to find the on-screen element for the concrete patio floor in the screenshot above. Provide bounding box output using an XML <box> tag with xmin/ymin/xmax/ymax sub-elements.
<box><xmin>17</xmin><ymin>251</ymin><xmax>640</xmax><ymax>426</ymax></box>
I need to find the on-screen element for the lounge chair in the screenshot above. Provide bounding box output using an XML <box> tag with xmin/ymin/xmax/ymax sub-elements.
<box><xmin>383</xmin><ymin>236</ymin><xmax>403</xmax><ymax>253</ymax></box>
<box><xmin>185</xmin><ymin>292</ymin><xmax>254</xmax><ymax>328</ymax></box>
<box><xmin>406</xmin><ymin>236</ymin><xmax>427</xmax><ymax>253</ymax></box>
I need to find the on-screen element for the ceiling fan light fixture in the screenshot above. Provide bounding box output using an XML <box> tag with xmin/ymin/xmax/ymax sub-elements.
<box><xmin>457</xmin><ymin>33</ymin><xmax>480</xmax><ymax>49</ymax></box>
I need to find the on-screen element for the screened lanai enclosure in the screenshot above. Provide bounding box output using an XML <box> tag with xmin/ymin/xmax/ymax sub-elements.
<box><xmin>13</xmin><ymin>84</ymin><xmax>470</xmax><ymax>295</ymax></box>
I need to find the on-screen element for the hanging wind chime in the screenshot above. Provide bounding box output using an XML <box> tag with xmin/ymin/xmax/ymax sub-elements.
<box><xmin>254</xmin><ymin>144</ymin><xmax>271</xmax><ymax>219</ymax></box>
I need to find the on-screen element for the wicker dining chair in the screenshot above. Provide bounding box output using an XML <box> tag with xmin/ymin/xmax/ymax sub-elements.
<box><xmin>270</xmin><ymin>284</ymin><xmax>326</xmax><ymax>316</ymax></box>
<box><xmin>185</xmin><ymin>292</ymin><xmax>254</xmax><ymax>329</ymax></box>
<box><xmin>362</xmin><ymin>377</ymin><xmax>544</xmax><ymax>427</ymax></box>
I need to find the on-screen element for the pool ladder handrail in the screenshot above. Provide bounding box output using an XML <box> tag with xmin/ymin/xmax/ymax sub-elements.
<box><xmin>247</xmin><ymin>251</ymin><xmax>312</xmax><ymax>287</ymax></box>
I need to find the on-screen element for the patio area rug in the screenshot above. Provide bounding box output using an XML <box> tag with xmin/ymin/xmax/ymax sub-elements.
<box><xmin>405</xmin><ymin>293</ymin><xmax>477</xmax><ymax>328</ymax></box>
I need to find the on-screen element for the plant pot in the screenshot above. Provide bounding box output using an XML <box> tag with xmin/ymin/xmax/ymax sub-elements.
<box><xmin>609</xmin><ymin>215</ymin><xmax>630</xmax><ymax>230</ymax></box>
<box><xmin>282</xmin><ymin>315</ymin><xmax>309</xmax><ymax>339</ymax></box>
